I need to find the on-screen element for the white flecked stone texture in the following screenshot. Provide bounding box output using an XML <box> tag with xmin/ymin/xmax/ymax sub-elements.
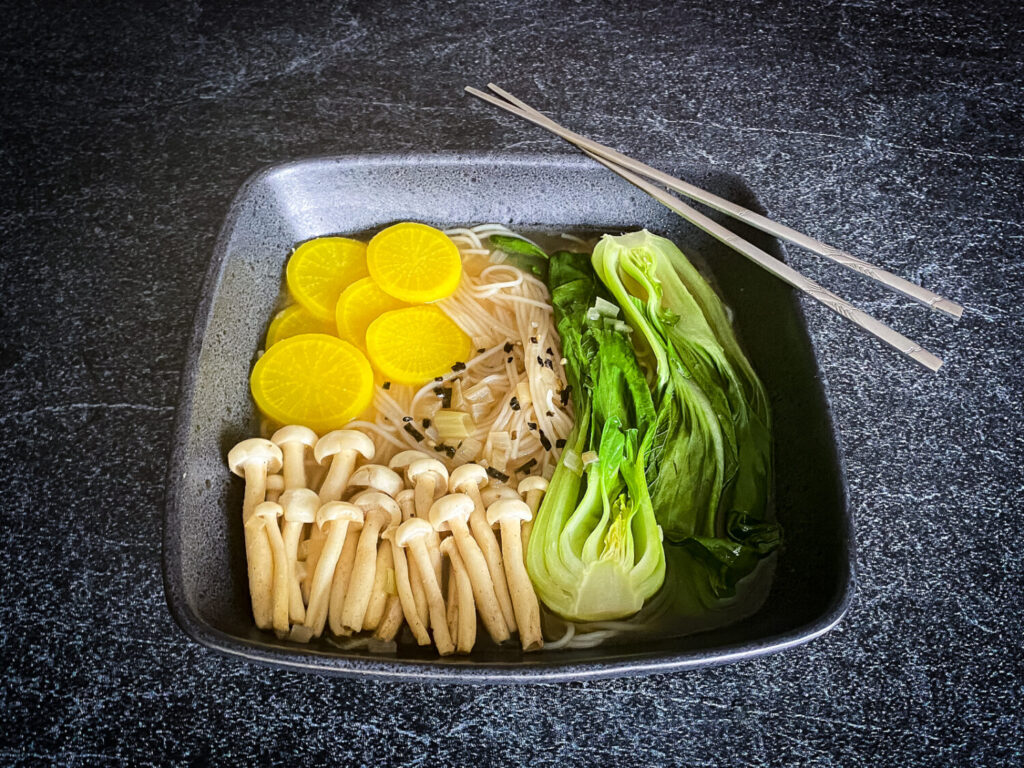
<box><xmin>1</xmin><ymin>0</ymin><xmax>1021</xmax><ymax>765</ymax></box>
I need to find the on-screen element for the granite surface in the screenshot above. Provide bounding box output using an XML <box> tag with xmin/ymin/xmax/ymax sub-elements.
<box><xmin>1</xmin><ymin>0</ymin><xmax>1022</xmax><ymax>765</ymax></box>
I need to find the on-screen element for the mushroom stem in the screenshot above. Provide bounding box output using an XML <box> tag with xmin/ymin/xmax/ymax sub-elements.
<box><xmin>373</xmin><ymin>596</ymin><xmax>405</xmax><ymax>642</ymax></box>
<box><xmin>413</xmin><ymin>473</ymin><xmax>437</xmax><ymax>520</ymax></box>
<box><xmin>340</xmin><ymin>514</ymin><xmax>387</xmax><ymax>633</ymax></box>
<box><xmin>241</xmin><ymin>464</ymin><xmax>273</xmax><ymax>629</ymax></box>
<box><xmin>396</xmin><ymin>491</ymin><xmax>431</xmax><ymax>629</ymax></box>
<box><xmin>448</xmin><ymin>518</ymin><xmax>510</xmax><ymax>644</ymax></box>
<box><xmin>406</xmin><ymin>540</ymin><xmax>455</xmax><ymax>656</ymax></box>
<box><xmin>282</xmin><ymin>522</ymin><xmax>306</xmax><ymax>624</ymax></box>
<box><xmin>464</xmin><ymin>484</ymin><xmax>518</xmax><ymax>633</ymax></box>
<box><xmin>521</xmin><ymin>486</ymin><xmax>546</xmax><ymax>553</ymax></box>
<box><xmin>446</xmin><ymin>568</ymin><xmax>459</xmax><ymax>644</ymax></box>
<box><xmin>264</xmin><ymin>511</ymin><xmax>290</xmax><ymax>636</ymax></box>
<box><xmin>443</xmin><ymin>540</ymin><xmax>477</xmax><ymax>654</ymax></box>
<box><xmin>305</xmin><ymin>511</ymin><xmax>359</xmax><ymax>637</ymax></box>
<box><xmin>387</xmin><ymin>533</ymin><xmax>431</xmax><ymax>646</ymax></box>
<box><xmin>327</xmin><ymin>532</ymin><xmax>360</xmax><ymax>636</ymax></box>
<box><xmin>499</xmin><ymin>519</ymin><xmax>543</xmax><ymax>651</ymax></box>
<box><xmin>362</xmin><ymin>540</ymin><xmax>394</xmax><ymax>631</ymax></box>
<box><xmin>320</xmin><ymin>451</ymin><xmax>359</xmax><ymax>503</ymax></box>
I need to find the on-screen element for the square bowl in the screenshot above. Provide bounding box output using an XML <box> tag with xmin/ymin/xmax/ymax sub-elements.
<box><xmin>162</xmin><ymin>153</ymin><xmax>852</xmax><ymax>683</ymax></box>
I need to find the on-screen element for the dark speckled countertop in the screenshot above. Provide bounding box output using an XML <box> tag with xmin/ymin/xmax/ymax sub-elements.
<box><xmin>2</xmin><ymin>1</ymin><xmax>1022</xmax><ymax>765</ymax></box>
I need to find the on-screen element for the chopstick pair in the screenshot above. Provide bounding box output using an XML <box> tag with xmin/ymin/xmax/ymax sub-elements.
<box><xmin>465</xmin><ymin>83</ymin><xmax>962</xmax><ymax>372</ymax></box>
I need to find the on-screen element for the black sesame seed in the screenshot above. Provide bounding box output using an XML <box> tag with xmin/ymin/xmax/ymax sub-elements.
<box><xmin>544</xmin><ymin>359</ymin><xmax>553</xmax><ymax>369</ymax></box>
<box><xmin>530</xmin><ymin>336</ymin><xmax>538</xmax><ymax>344</ymax></box>
<box><xmin>382</xmin><ymin>381</ymin><xmax>391</xmax><ymax>390</ymax></box>
<box><xmin>506</xmin><ymin>356</ymin><xmax>513</xmax><ymax>363</ymax></box>
<box><xmin>421</xmin><ymin>418</ymin><xmax>432</xmax><ymax>429</ymax></box>
<box><xmin>434</xmin><ymin>376</ymin><xmax>444</xmax><ymax>383</ymax></box>
<box><xmin>539</xmin><ymin>432</ymin><xmax>552</xmax><ymax>451</ymax></box>
<box><xmin>536</xmin><ymin>356</ymin><xmax>544</xmax><ymax>366</ymax></box>
<box><xmin>546</xmin><ymin>411</ymin><xmax>554</xmax><ymax>417</ymax></box>
<box><xmin>440</xmin><ymin>387</ymin><xmax>452</xmax><ymax>408</ymax></box>
<box><xmin>451</xmin><ymin>361</ymin><xmax>467</xmax><ymax>372</ymax></box>
<box><xmin>560</xmin><ymin>386</ymin><xmax>572</xmax><ymax>406</ymax></box>
<box><xmin>528</xmin><ymin>422</ymin><xmax>537</xmax><ymax>430</ymax></box>
<box><xmin>477</xmin><ymin>348</ymin><xmax>486</xmax><ymax>354</ymax></box>
<box><xmin>511</xmin><ymin>430</ymin><xmax>518</xmax><ymax>440</ymax></box>
<box><xmin>404</xmin><ymin>424</ymin><xmax>425</xmax><ymax>442</ymax></box>
<box><xmin>509</xmin><ymin>396</ymin><xmax>520</xmax><ymax>411</ymax></box>
<box><xmin>546</xmin><ymin>347</ymin><xmax>554</xmax><ymax>356</ymax></box>
<box><xmin>555</xmin><ymin>438</ymin><xmax>567</xmax><ymax>449</ymax></box>
<box><xmin>503</xmin><ymin>342</ymin><xmax>513</xmax><ymax>353</ymax></box>
<box><xmin>402</xmin><ymin>416</ymin><xmax>412</xmax><ymax>422</ymax></box>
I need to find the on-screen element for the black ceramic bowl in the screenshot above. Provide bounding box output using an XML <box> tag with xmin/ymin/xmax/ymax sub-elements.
<box><xmin>162</xmin><ymin>153</ymin><xmax>852</xmax><ymax>683</ymax></box>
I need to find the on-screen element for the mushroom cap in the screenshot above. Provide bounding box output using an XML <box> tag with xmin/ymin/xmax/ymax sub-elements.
<box><xmin>428</xmin><ymin>493</ymin><xmax>475</xmax><ymax>531</ymax></box>
<box><xmin>395</xmin><ymin>517</ymin><xmax>434</xmax><ymax>547</ymax></box>
<box><xmin>245</xmin><ymin>500</ymin><xmax>283</xmax><ymax>528</ymax></box>
<box><xmin>388</xmin><ymin>449</ymin><xmax>433</xmax><ymax>471</ymax></box>
<box><xmin>279</xmin><ymin>488</ymin><xmax>320</xmax><ymax>523</ymax></box>
<box><xmin>439</xmin><ymin>536</ymin><xmax>458</xmax><ymax>557</ymax></box>
<box><xmin>271</xmin><ymin>424</ymin><xmax>318</xmax><ymax>450</ymax></box>
<box><xmin>449</xmin><ymin>463</ymin><xmax>488</xmax><ymax>493</ymax></box>
<box><xmin>407</xmin><ymin>458</ymin><xmax>449</xmax><ymax>491</ymax></box>
<box><xmin>228</xmin><ymin>438</ymin><xmax>283</xmax><ymax>477</ymax></box>
<box><xmin>350</xmin><ymin>490</ymin><xmax>401</xmax><ymax>527</ymax></box>
<box><xmin>317</xmin><ymin>500</ymin><xmax>364</xmax><ymax>528</ymax></box>
<box><xmin>313</xmin><ymin>429</ymin><xmax>375</xmax><ymax>465</ymax></box>
<box><xmin>518</xmin><ymin>476</ymin><xmax>549</xmax><ymax>494</ymax></box>
<box><xmin>486</xmin><ymin>498</ymin><xmax>532</xmax><ymax>527</ymax></box>
<box><xmin>348</xmin><ymin>464</ymin><xmax>403</xmax><ymax>497</ymax></box>
<box><xmin>481</xmin><ymin>484</ymin><xmax>520</xmax><ymax>507</ymax></box>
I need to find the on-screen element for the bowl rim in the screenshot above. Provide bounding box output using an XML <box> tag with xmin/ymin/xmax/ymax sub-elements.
<box><xmin>161</xmin><ymin>151</ymin><xmax>854</xmax><ymax>683</ymax></box>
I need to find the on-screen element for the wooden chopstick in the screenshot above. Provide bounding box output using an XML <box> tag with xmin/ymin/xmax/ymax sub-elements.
<box><xmin>471</xmin><ymin>84</ymin><xmax>963</xmax><ymax>320</ymax></box>
<box><xmin>465</xmin><ymin>85</ymin><xmax>944</xmax><ymax>371</ymax></box>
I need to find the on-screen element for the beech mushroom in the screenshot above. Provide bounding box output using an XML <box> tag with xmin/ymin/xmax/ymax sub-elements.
<box><xmin>315</xmin><ymin>429</ymin><xmax>375</xmax><ymax>503</ymax></box>
<box><xmin>228</xmin><ymin>438</ymin><xmax>283</xmax><ymax>630</ymax></box>
<box><xmin>265</xmin><ymin>474</ymin><xmax>285</xmax><ymax>503</ymax></box>
<box><xmin>278</xmin><ymin>488</ymin><xmax>318</xmax><ymax>624</ymax></box>
<box><xmin>271</xmin><ymin>424</ymin><xmax>318</xmax><ymax>489</ymax></box>
<box><xmin>347</xmin><ymin>464</ymin><xmax>403</xmax><ymax>499</ymax></box>
<box><xmin>429</xmin><ymin>494</ymin><xmax>509</xmax><ymax>644</ymax></box>
<box><xmin>340</xmin><ymin>491</ymin><xmax>401</xmax><ymax>633</ymax></box>
<box><xmin>303</xmin><ymin>501</ymin><xmax>364</xmax><ymax>637</ymax></box>
<box><xmin>388</xmin><ymin>449</ymin><xmax>433</xmax><ymax>474</ymax></box>
<box><xmin>396</xmin><ymin>489</ymin><xmax>429</xmax><ymax>629</ymax></box>
<box><xmin>487</xmin><ymin>498</ymin><xmax>543</xmax><ymax>651</ymax></box>
<box><xmin>518</xmin><ymin>476</ymin><xmax>548</xmax><ymax>552</ymax></box>
<box><xmin>248</xmin><ymin>501</ymin><xmax>289</xmax><ymax>636</ymax></box>
<box><xmin>307</xmin><ymin>430</ymin><xmax>374</xmax><ymax>597</ymax></box>
<box><xmin>362</xmin><ymin>534</ymin><xmax>396</xmax><ymax>630</ymax></box>
<box><xmin>440</xmin><ymin>537</ymin><xmax>476</xmax><ymax>654</ymax></box>
<box><xmin>406</xmin><ymin>458</ymin><xmax>449</xmax><ymax>519</ymax></box>
<box><xmin>382</xmin><ymin>526</ymin><xmax>430</xmax><ymax>646</ymax></box>
<box><xmin>449</xmin><ymin>464</ymin><xmax>517</xmax><ymax>633</ymax></box>
<box><xmin>395</xmin><ymin>518</ymin><xmax>454</xmax><ymax>656</ymax></box>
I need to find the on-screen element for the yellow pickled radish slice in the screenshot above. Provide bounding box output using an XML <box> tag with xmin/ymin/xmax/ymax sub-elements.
<box><xmin>250</xmin><ymin>333</ymin><xmax>373</xmax><ymax>433</ymax></box>
<box><xmin>366</xmin><ymin>222</ymin><xmax>461</xmax><ymax>303</ymax></box>
<box><xmin>265</xmin><ymin>303</ymin><xmax>335</xmax><ymax>348</ymax></box>
<box><xmin>286</xmin><ymin>237</ymin><xmax>369</xmax><ymax>321</ymax></box>
<box><xmin>366</xmin><ymin>306</ymin><xmax>472</xmax><ymax>385</ymax></box>
<box><xmin>335</xmin><ymin>277</ymin><xmax>410</xmax><ymax>349</ymax></box>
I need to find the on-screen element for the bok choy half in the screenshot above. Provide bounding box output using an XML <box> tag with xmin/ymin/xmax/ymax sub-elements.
<box><xmin>526</xmin><ymin>231</ymin><xmax>780</xmax><ymax>623</ymax></box>
<box><xmin>525</xmin><ymin>251</ymin><xmax>666</xmax><ymax>621</ymax></box>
